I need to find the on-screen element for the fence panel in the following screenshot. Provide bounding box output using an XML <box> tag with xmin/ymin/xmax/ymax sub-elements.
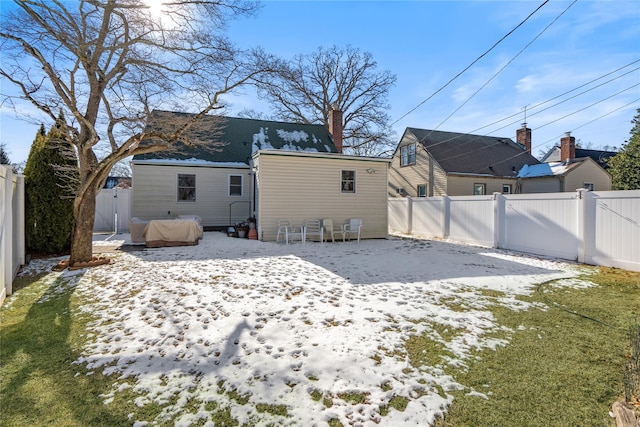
<box><xmin>587</xmin><ymin>190</ymin><xmax>640</xmax><ymax>271</ymax></box>
<box><xmin>388</xmin><ymin>198</ymin><xmax>409</xmax><ymax>234</ymax></box>
<box><xmin>502</xmin><ymin>193</ymin><xmax>579</xmax><ymax>260</ymax></box>
<box><xmin>1</xmin><ymin>165</ymin><xmax>25</xmax><ymax>305</ymax></box>
<box><xmin>449</xmin><ymin>196</ymin><xmax>494</xmax><ymax>246</ymax></box>
<box><xmin>412</xmin><ymin>198</ymin><xmax>443</xmax><ymax>238</ymax></box>
<box><xmin>94</xmin><ymin>188</ymin><xmax>132</xmax><ymax>233</ymax></box>
<box><xmin>389</xmin><ymin>190</ymin><xmax>640</xmax><ymax>272</ymax></box>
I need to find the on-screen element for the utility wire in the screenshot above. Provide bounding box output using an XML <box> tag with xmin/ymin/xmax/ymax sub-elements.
<box><xmin>391</xmin><ymin>0</ymin><xmax>549</xmax><ymax>126</ymax></box>
<box><xmin>433</xmin><ymin>88</ymin><xmax>639</xmax><ymax>168</ymax></box>
<box><xmin>399</xmin><ymin>62</ymin><xmax>640</xmax><ymax>157</ymax></box>
<box><xmin>478</xmin><ymin>66</ymin><xmax>640</xmax><ymax>137</ymax></box>
<box><xmin>449</xmin><ymin>59</ymin><xmax>640</xmax><ymax>136</ymax></box>
<box><xmin>431</xmin><ymin>0</ymin><xmax>577</xmax><ymax>134</ymax></box>
<box><xmin>466</xmin><ymin>96</ymin><xmax>640</xmax><ymax>170</ymax></box>
<box><xmin>534</xmin><ymin>83</ymin><xmax>640</xmax><ymax>130</ymax></box>
<box><xmin>534</xmin><ymin>97</ymin><xmax>640</xmax><ymax>150</ymax></box>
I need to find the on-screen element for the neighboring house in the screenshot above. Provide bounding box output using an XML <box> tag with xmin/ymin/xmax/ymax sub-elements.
<box><xmin>103</xmin><ymin>176</ymin><xmax>132</xmax><ymax>189</ymax></box>
<box><xmin>540</xmin><ymin>145</ymin><xmax>617</xmax><ymax>170</ymax></box>
<box><xmin>389</xmin><ymin>125</ymin><xmax>540</xmax><ymax>197</ymax></box>
<box><xmin>131</xmin><ymin>109</ymin><xmax>390</xmax><ymax>240</ymax></box>
<box><xmin>518</xmin><ymin>133</ymin><xmax>612</xmax><ymax>192</ymax></box>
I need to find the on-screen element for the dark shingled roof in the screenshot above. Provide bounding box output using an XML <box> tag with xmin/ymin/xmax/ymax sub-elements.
<box><xmin>405</xmin><ymin>128</ymin><xmax>540</xmax><ymax>177</ymax></box>
<box><xmin>540</xmin><ymin>146</ymin><xmax>617</xmax><ymax>169</ymax></box>
<box><xmin>574</xmin><ymin>148</ymin><xmax>617</xmax><ymax>169</ymax></box>
<box><xmin>133</xmin><ymin>110</ymin><xmax>337</xmax><ymax>164</ymax></box>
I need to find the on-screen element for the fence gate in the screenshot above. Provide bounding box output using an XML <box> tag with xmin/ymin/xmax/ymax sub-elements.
<box><xmin>94</xmin><ymin>188</ymin><xmax>132</xmax><ymax>233</ymax></box>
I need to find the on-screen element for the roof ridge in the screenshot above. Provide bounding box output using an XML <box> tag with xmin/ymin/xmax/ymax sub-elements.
<box><xmin>150</xmin><ymin>110</ymin><xmax>326</xmax><ymax>128</ymax></box>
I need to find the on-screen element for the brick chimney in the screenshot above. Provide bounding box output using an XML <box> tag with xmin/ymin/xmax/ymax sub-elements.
<box><xmin>516</xmin><ymin>123</ymin><xmax>532</xmax><ymax>154</ymax></box>
<box><xmin>560</xmin><ymin>132</ymin><xmax>575</xmax><ymax>162</ymax></box>
<box><xmin>328</xmin><ymin>105</ymin><xmax>343</xmax><ymax>154</ymax></box>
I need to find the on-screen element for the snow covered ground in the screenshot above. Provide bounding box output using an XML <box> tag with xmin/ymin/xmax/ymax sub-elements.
<box><xmin>22</xmin><ymin>232</ymin><xmax>589</xmax><ymax>426</ymax></box>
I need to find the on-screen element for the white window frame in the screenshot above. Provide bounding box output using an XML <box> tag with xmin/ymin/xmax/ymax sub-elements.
<box><xmin>473</xmin><ymin>183</ymin><xmax>486</xmax><ymax>195</ymax></box>
<box><xmin>583</xmin><ymin>182</ymin><xmax>595</xmax><ymax>191</ymax></box>
<box><xmin>341</xmin><ymin>170</ymin><xmax>356</xmax><ymax>193</ymax></box>
<box><xmin>417</xmin><ymin>184</ymin><xmax>427</xmax><ymax>197</ymax></box>
<box><xmin>400</xmin><ymin>143</ymin><xmax>416</xmax><ymax>166</ymax></box>
<box><xmin>177</xmin><ymin>173</ymin><xmax>196</xmax><ymax>202</ymax></box>
<box><xmin>502</xmin><ymin>184</ymin><xmax>512</xmax><ymax>194</ymax></box>
<box><xmin>229</xmin><ymin>174</ymin><xmax>243</xmax><ymax>196</ymax></box>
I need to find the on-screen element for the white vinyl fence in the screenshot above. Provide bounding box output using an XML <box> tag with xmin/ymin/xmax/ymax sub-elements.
<box><xmin>94</xmin><ymin>188</ymin><xmax>132</xmax><ymax>233</ymax></box>
<box><xmin>389</xmin><ymin>189</ymin><xmax>640</xmax><ymax>272</ymax></box>
<box><xmin>0</xmin><ymin>165</ymin><xmax>25</xmax><ymax>305</ymax></box>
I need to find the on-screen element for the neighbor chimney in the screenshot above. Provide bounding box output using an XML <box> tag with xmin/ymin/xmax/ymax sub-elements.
<box><xmin>328</xmin><ymin>105</ymin><xmax>343</xmax><ymax>154</ymax></box>
<box><xmin>516</xmin><ymin>123</ymin><xmax>532</xmax><ymax>154</ymax></box>
<box><xmin>560</xmin><ymin>132</ymin><xmax>575</xmax><ymax>162</ymax></box>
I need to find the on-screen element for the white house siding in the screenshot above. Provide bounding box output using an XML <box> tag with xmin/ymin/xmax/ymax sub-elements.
<box><xmin>446</xmin><ymin>175</ymin><xmax>519</xmax><ymax>196</ymax></box>
<box><xmin>255</xmin><ymin>151</ymin><xmax>390</xmax><ymax>242</ymax></box>
<box><xmin>388</xmin><ymin>136</ymin><xmax>447</xmax><ymax>197</ymax></box>
<box><xmin>563</xmin><ymin>159</ymin><xmax>611</xmax><ymax>192</ymax></box>
<box><xmin>519</xmin><ymin>159</ymin><xmax>611</xmax><ymax>193</ymax></box>
<box><xmin>520</xmin><ymin>177</ymin><xmax>561</xmax><ymax>193</ymax></box>
<box><xmin>131</xmin><ymin>163</ymin><xmax>251</xmax><ymax>227</ymax></box>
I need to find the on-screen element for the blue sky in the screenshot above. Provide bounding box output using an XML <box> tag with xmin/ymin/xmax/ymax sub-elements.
<box><xmin>1</xmin><ymin>0</ymin><xmax>639</xmax><ymax>164</ymax></box>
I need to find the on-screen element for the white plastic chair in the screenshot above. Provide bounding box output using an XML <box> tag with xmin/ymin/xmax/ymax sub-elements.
<box><xmin>276</xmin><ymin>219</ymin><xmax>304</xmax><ymax>244</ymax></box>
<box><xmin>304</xmin><ymin>219</ymin><xmax>324</xmax><ymax>243</ymax></box>
<box><xmin>322</xmin><ymin>219</ymin><xmax>345</xmax><ymax>242</ymax></box>
<box><xmin>343</xmin><ymin>218</ymin><xmax>362</xmax><ymax>243</ymax></box>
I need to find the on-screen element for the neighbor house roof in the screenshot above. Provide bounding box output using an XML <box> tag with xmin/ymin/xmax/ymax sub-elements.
<box><xmin>402</xmin><ymin>128</ymin><xmax>540</xmax><ymax>177</ymax></box>
<box><xmin>517</xmin><ymin>158</ymin><xmax>590</xmax><ymax>178</ymax></box>
<box><xmin>133</xmin><ymin>110</ymin><xmax>338</xmax><ymax>165</ymax></box>
<box><xmin>540</xmin><ymin>146</ymin><xmax>617</xmax><ymax>169</ymax></box>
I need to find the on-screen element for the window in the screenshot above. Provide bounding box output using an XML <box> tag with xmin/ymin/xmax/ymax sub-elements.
<box><xmin>473</xmin><ymin>183</ymin><xmax>486</xmax><ymax>195</ymax></box>
<box><xmin>417</xmin><ymin>184</ymin><xmax>427</xmax><ymax>197</ymax></box>
<box><xmin>229</xmin><ymin>175</ymin><xmax>243</xmax><ymax>196</ymax></box>
<box><xmin>502</xmin><ymin>184</ymin><xmax>512</xmax><ymax>194</ymax></box>
<box><xmin>341</xmin><ymin>170</ymin><xmax>356</xmax><ymax>193</ymax></box>
<box><xmin>583</xmin><ymin>182</ymin><xmax>595</xmax><ymax>191</ymax></box>
<box><xmin>400</xmin><ymin>143</ymin><xmax>416</xmax><ymax>166</ymax></box>
<box><xmin>177</xmin><ymin>174</ymin><xmax>196</xmax><ymax>202</ymax></box>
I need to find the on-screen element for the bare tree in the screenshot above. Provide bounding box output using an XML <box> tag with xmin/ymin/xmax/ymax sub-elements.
<box><xmin>1</xmin><ymin>0</ymin><xmax>275</xmax><ymax>265</ymax></box>
<box><xmin>250</xmin><ymin>45</ymin><xmax>397</xmax><ymax>157</ymax></box>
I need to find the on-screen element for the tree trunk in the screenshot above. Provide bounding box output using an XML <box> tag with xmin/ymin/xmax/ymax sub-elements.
<box><xmin>69</xmin><ymin>187</ymin><xmax>97</xmax><ymax>265</ymax></box>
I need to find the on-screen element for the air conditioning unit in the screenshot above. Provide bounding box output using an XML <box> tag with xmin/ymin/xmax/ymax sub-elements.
<box><xmin>396</xmin><ymin>188</ymin><xmax>406</xmax><ymax>196</ymax></box>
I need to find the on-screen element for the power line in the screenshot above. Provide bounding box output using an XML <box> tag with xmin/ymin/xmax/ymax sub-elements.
<box><xmin>430</xmin><ymin>88</ymin><xmax>639</xmax><ymax>167</ymax></box>
<box><xmin>480</xmin><ymin>66</ymin><xmax>640</xmax><ymax>136</ymax></box>
<box><xmin>431</xmin><ymin>0</ymin><xmax>577</xmax><ymax>133</ymax></box>
<box><xmin>476</xmin><ymin>98</ymin><xmax>640</xmax><ymax>169</ymax></box>
<box><xmin>390</xmin><ymin>0</ymin><xmax>549</xmax><ymax>126</ymax></box>
<box><xmin>397</xmin><ymin>61</ymin><xmax>639</xmax><ymax>156</ymax></box>
<box><xmin>533</xmin><ymin>83</ymin><xmax>640</xmax><ymax>130</ymax></box>
<box><xmin>530</xmin><ymin>97</ymin><xmax>640</xmax><ymax>152</ymax></box>
<box><xmin>453</xmin><ymin>59</ymin><xmax>640</xmax><ymax>136</ymax></box>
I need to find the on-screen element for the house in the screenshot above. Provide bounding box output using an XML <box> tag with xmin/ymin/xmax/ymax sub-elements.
<box><xmin>389</xmin><ymin>125</ymin><xmax>612</xmax><ymax>196</ymax></box>
<box><xmin>517</xmin><ymin>132</ymin><xmax>612</xmax><ymax>192</ymax></box>
<box><xmin>131</xmin><ymin>109</ymin><xmax>390</xmax><ymax>240</ymax></box>
<box><xmin>540</xmin><ymin>145</ymin><xmax>617</xmax><ymax>169</ymax></box>
<box><xmin>388</xmin><ymin>125</ymin><xmax>540</xmax><ymax>197</ymax></box>
<box><xmin>253</xmin><ymin>150</ymin><xmax>390</xmax><ymax>241</ymax></box>
<box><xmin>103</xmin><ymin>176</ymin><xmax>132</xmax><ymax>189</ymax></box>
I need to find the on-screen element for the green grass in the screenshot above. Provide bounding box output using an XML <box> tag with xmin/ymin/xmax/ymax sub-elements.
<box><xmin>0</xmin><ymin>272</ymin><xmax>138</xmax><ymax>426</ymax></box>
<box><xmin>2</xmin><ymin>265</ymin><xmax>639</xmax><ymax>426</ymax></box>
<box><xmin>434</xmin><ymin>267</ymin><xmax>640</xmax><ymax>427</ymax></box>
